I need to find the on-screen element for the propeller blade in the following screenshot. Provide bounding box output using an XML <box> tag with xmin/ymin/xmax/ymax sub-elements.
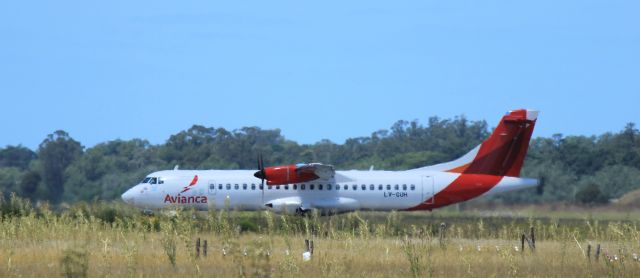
<box><xmin>255</xmin><ymin>153</ymin><xmax>266</xmax><ymax>187</ymax></box>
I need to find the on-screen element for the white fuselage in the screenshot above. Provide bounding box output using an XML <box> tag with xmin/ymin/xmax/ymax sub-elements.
<box><xmin>121</xmin><ymin>109</ymin><xmax>541</xmax><ymax>213</ymax></box>
<box><xmin>121</xmin><ymin>169</ymin><xmax>537</xmax><ymax>213</ymax></box>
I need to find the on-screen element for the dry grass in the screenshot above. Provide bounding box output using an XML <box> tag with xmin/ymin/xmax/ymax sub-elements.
<box><xmin>0</xmin><ymin>199</ymin><xmax>638</xmax><ymax>277</ymax></box>
<box><xmin>2</xmin><ymin>234</ymin><xmax>639</xmax><ymax>277</ymax></box>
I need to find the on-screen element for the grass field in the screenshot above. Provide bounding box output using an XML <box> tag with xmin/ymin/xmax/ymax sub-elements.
<box><xmin>0</xmin><ymin>196</ymin><xmax>638</xmax><ymax>277</ymax></box>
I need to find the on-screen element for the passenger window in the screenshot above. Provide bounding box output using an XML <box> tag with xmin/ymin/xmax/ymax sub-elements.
<box><xmin>336</xmin><ymin>184</ymin><xmax>340</xmax><ymax>190</ymax></box>
<box><xmin>319</xmin><ymin>184</ymin><xmax>323</xmax><ymax>190</ymax></box>
<box><xmin>226</xmin><ymin>184</ymin><xmax>231</xmax><ymax>190</ymax></box>
<box><xmin>285</xmin><ymin>185</ymin><xmax>289</xmax><ymax>190</ymax></box>
<box><xmin>410</xmin><ymin>184</ymin><xmax>415</xmax><ymax>191</ymax></box>
<box><xmin>378</xmin><ymin>185</ymin><xmax>383</xmax><ymax>190</ymax></box>
<box><xmin>301</xmin><ymin>184</ymin><xmax>306</xmax><ymax>190</ymax></box>
<box><xmin>259</xmin><ymin>185</ymin><xmax>264</xmax><ymax>190</ymax></box>
<box><xmin>251</xmin><ymin>184</ymin><xmax>256</xmax><ymax>190</ymax></box>
<box><xmin>327</xmin><ymin>184</ymin><xmax>332</xmax><ymax>190</ymax></box>
<box><xmin>352</xmin><ymin>184</ymin><xmax>357</xmax><ymax>190</ymax></box>
<box><xmin>234</xmin><ymin>184</ymin><xmax>239</xmax><ymax>190</ymax></box>
<box><xmin>361</xmin><ymin>184</ymin><xmax>366</xmax><ymax>190</ymax></box>
<box><xmin>369</xmin><ymin>184</ymin><xmax>374</xmax><ymax>190</ymax></box>
<box><xmin>293</xmin><ymin>184</ymin><xmax>297</xmax><ymax>190</ymax></box>
<box><xmin>310</xmin><ymin>184</ymin><xmax>315</xmax><ymax>190</ymax></box>
<box><xmin>386</xmin><ymin>185</ymin><xmax>391</xmax><ymax>190</ymax></box>
<box><xmin>344</xmin><ymin>185</ymin><xmax>348</xmax><ymax>190</ymax></box>
<box><xmin>402</xmin><ymin>184</ymin><xmax>407</xmax><ymax>190</ymax></box>
<box><xmin>394</xmin><ymin>185</ymin><xmax>399</xmax><ymax>190</ymax></box>
<box><xmin>209</xmin><ymin>184</ymin><xmax>215</xmax><ymax>190</ymax></box>
<box><xmin>243</xmin><ymin>184</ymin><xmax>247</xmax><ymax>190</ymax></box>
<box><xmin>218</xmin><ymin>184</ymin><xmax>223</xmax><ymax>190</ymax></box>
<box><xmin>276</xmin><ymin>186</ymin><xmax>280</xmax><ymax>190</ymax></box>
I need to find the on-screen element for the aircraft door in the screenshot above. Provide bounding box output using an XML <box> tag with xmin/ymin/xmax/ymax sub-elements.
<box><xmin>422</xmin><ymin>176</ymin><xmax>434</xmax><ymax>204</ymax></box>
<box><xmin>208</xmin><ymin>180</ymin><xmax>216</xmax><ymax>195</ymax></box>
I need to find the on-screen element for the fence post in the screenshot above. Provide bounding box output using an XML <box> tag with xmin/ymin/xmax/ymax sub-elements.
<box><xmin>439</xmin><ymin>222</ymin><xmax>447</xmax><ymax>247</ymax></box>
<box><xmin>204</xmin><ymin>240</ymin><xmax>208</xmax><ymax>257</ymax></box>
<box><xmin>310</xmin><ymin>240</ymin><xmax>314</xmax><ymax>254</ymax></box>
<box><xmin>595</xmin><ymin>244</ymin><xmax>601</xmax><ymax>261</ymax></box>
<box><xmin>530</xmin><ymin>226</ymin><xmax>535</xmax><ymax>250</ymax></box>
<box><xmin>196</xmin><ymin>238</ymin><xmax>201</xmax><ymax>258</ymax></box>
<box><xmin>587</xmin><ymin>244</ymin><xmax>591</xmax><ymax>261</ymax></box>
<box><xmin>521</xmin><ymin>234</ymin><xmax>525</xmax><ymax>253</ymax></box>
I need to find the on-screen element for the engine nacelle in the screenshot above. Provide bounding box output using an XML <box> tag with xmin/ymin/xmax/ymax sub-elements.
<box><xmin>263</xmin><ymin>164</ymin><xmax>318</xmax><ymax>185</ymax></box>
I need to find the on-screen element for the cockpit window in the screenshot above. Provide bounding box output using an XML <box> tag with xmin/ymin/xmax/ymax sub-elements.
<box><xmin>142</xmin><ymin>177</ymin><xmax>163</xmax><ymax>184</ymax></box>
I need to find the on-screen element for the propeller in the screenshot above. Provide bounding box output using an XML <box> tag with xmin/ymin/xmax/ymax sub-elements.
<box><xmin>254</xmin><ymin>153</ymin><xmax>266</xmax><ymax>187</ymax></box>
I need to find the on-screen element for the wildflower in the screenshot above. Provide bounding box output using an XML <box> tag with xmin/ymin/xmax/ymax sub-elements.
<box><xmin>302</xmin><ymin>251</ymin><xmax>312</xmax><ymax>261</ymax></box>
<box><xmin>604</xmin><ymin>251</ymin><xmax>613</xmax><ymax>262</ymax></box>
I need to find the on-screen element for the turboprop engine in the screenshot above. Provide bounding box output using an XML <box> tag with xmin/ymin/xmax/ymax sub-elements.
<box><xmin>253</xmin><ymin>155</ymin><xmax>335</xmax><ymax>186</ymax></box>
<box><xmin>254</xmin><ymin>164</ymin><xmax>319</xmax><ymax>185</ymax></box>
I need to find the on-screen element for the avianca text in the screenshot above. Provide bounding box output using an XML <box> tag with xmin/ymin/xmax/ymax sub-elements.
<box><xmin>164</xmin><ymin>194</ymin><xmax>208</xmax><ymax>204</ymax></box>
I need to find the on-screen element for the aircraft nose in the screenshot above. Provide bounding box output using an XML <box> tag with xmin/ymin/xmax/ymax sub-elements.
<box><xmin>121</xmin><ymin>188</ymin><xmax>136</xmax><ymax>204</ymax></box>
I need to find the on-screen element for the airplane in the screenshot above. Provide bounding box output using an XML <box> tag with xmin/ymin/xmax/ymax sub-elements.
<box><xmin>121</xmin><ymin>109</ymin><xmax>540</xmax><ymax>214</ymax></box>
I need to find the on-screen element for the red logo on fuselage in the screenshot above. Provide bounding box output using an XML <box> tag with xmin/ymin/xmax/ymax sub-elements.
<box><xmin>180</xmin><ymin>175</ymin><xmax>198</xmax><ymax>193</ymax></box>
<box><xmin>166</xmin><ymin>175</ymin><xmax>206</xmax><ymax>204</ymax></box>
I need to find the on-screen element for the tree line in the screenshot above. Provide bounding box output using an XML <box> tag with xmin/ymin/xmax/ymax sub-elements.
<box><xmin>1</xmin><ymin>116</ymin><xmax>639</xmax><ymax>206</ymax></box>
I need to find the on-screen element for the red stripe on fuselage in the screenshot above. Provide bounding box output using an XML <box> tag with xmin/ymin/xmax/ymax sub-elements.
<box><xmin>406</xmin><ymin>174</ymin><xmax>502</xmax><ymax>211</ymax></box>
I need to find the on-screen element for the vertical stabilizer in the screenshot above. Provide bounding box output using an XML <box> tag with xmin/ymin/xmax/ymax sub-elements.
<box><xmin>418</xmin><ymin>109</ymin><xmax>538</xmax><ymax>177</ymax></box>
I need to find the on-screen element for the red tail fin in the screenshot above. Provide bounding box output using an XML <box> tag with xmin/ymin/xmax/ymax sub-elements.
<box><xmin>446</xmin><ymin>109</ymin><xmax>538</xmax><ymax>177</ymax></box>
<box><xmin>465</xmin><ymin>109</ymin><xmax>537</xmax><ymax>176</ymax></box>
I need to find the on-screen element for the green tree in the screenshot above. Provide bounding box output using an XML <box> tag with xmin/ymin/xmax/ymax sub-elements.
<box><xmin>0</xmin><ymin>145</ymin><xmax>36</xmax><ymax>170</ymax></box>
<box><xmin>63</xmin><ymin>139</ymin><xmax>162</xmax><ymax>202</ymax></box>
<box><xmin>19</xmin><ymin>171</ymin><xmax>41</xmax><ymax>200</ymax></box>
<box><xmin>0</xmin><ymin>167</ymin><xmax>22</xmax><ymax>197</ymax></box>
<box><xmin>38</xmin><ymin>130</ymin><xmax>83</xmax><ymax>203</ymax></box>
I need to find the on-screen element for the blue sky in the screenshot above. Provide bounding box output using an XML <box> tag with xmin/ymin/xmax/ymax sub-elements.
<box><xmin>1</xmin><ymin>1</ymin><xmax>639</xmax><ymax>150</ymax></box>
